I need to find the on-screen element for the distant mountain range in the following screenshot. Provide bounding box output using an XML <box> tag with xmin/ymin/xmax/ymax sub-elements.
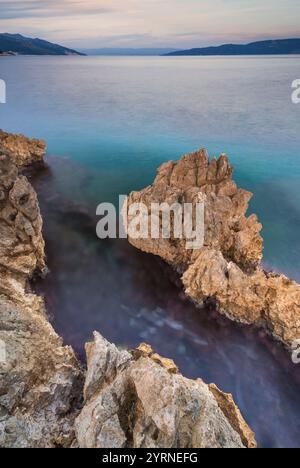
<box><xmin>2</xmin><ymin>35</ymin><xmax>300</xmax><ymax>57</ymax></box>
<box><xmin>79</xmin><ymin>48</ymin><xmax>178</xmax><ymax>56</ymax></box>
<box><xmin>0</xmin><ymin>33</ymin><xmax>84</xmax><ymax>56</ymax></box>
<box><xmin>165</xmin><ymin>39</ymin><xmax>300</xmax><ymax>56</ymax></box>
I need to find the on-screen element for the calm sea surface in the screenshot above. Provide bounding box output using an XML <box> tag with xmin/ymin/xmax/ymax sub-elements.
<box><xmin>1</xmin><ymin>56</ymin><xmax>300</xmax><ymax>447</ymax></box>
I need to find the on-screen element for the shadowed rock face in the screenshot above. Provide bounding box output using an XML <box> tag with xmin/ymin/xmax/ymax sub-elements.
<box><xmin>75</xmin><ymin>332</ymin><xmax>256</xmax><ymax>449</ymax></box>
<box><xmin>0</xmin><ymin>130</ymin><xmax>46</xmax><ymax>168</ymax></box>
<box><xmin>0</xmin><ymin>146</ymin><xmax>83</xmax><ymax>448</ymax></box>
<box><xmin>126</xmin><ymin>149</ymin><xmax>300</xmax><ymax>348</ymax></box>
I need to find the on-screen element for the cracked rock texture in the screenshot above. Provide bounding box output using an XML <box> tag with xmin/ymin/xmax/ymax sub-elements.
<box><xmin>0</xmin><ymin>145</ymin><xmax>83</xmax><ymax>448</ymax></box>
<box><xmin>126</xmin><ymin>149</ymin><xmax>300</xmax><ymax>348</ymax></box>
<box><xmin>0</xmin><ymin>130</ymin><xmax>46</xmax><ymax>168</ymax></box>
<box><xmin>75</xmin><ymin>332</ymin><xmax>256</xmax><ymax>449</ymax></box>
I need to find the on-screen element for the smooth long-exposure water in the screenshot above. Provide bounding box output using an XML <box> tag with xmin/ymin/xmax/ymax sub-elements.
<box><xmin>1</xmin><ymin>55</ymin><xmax>300</xmax><ymax>447</ymax></box>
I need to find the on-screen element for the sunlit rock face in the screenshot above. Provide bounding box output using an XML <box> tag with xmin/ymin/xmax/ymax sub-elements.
<box><xmin>126</xmin><ymin>149</ymin><xmax>300</xmax><ymax>348</ymax></box>
<box><xmin>0</xmin><ymin>146</ymin><xmax>83</xmax><ymax>448</ymax></box>
<box><xmin>75</xmin><ymin>332</ymin><xmax>256</xmax><ymax>449</ymax></box>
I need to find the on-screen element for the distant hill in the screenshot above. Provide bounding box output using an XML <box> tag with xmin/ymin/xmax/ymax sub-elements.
<box><xmin>0</xmin><ymin>33</ymin><xmax>84</xmax><ymax>56</ymax></box>
<box><xmin>80</xmin><ymin>48</ymin><xmax>179</xmax><ymax>56</ymax></box>
<box><xmin>165</xmin><ymin>39</ymin><xmax>300</xmax><ymax>56</ymax></box>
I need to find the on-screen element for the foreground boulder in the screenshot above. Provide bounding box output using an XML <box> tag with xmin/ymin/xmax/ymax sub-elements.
<box><xmin>0</xmin><ymin>130</ymin><xmax>46</xmax><ymax>167</ymax></box>
<box><xmin>0</xmin><ymin>146</ymin><xmax>83</xmax><ymax>448</ymax></box>
<box><xmin>126</xmin><ymin>149</ymin><xmax>300</xmax><ymax>348</ymax></box>
<box><xmin>75</xmin><ymin>333</ymin><xmax>256</xmax><ymax>449</ymax></box>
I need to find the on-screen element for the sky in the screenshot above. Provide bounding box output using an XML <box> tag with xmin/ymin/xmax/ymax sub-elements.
<box><xmin>0</xmin><ymin>0</ymin><xmax>299</xmax><ymax>49</ymax></box>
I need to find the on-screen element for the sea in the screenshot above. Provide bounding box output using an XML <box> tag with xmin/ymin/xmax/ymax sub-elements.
<box><xmin>1</xmin><ymin>55</ymin><xmax>300</xmax><ymax>447</ymax></box>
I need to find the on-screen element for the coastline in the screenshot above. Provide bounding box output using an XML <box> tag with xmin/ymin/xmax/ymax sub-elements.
<box><xmin>126</xmin><ymin>150</ymin><xmax>300</xmax><ymax>350</ymax></box>
<box><xmin>0</xmin><ymin>131</ymin><xmax>256</xmax><ymax>448</ymax></box>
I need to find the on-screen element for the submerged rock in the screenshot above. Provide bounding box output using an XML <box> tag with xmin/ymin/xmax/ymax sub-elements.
<box><xmin>75</xmin><ymin>332</ymin><xmax>256</xmax><ymax>448</ymax></box>
<box><xmin>0</xmin><ymin>130</ymin><xmax>46</xmax><ymax>168</ymax></box>
<box><xmin>0</xmin><ymin>145</ymin><xmax>83</xmax><ymax>448</ymax></box>
<box><xmin>126</xmin><ymin>149</ymin><xmax>300</xmax><ymax>348</ymax></box>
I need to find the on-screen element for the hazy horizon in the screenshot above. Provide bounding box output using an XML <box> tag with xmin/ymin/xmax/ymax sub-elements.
<box><xmin>0</xmin><ymin>0</ymin><xmax>299</xmax><ymax>50</ymax></box>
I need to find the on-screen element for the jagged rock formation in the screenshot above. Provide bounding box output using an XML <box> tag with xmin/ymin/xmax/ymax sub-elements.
<box><xmin>75</xmin><ymin>332</ymin><xmax>256</xmax><ymax>448</ymax></box>
<box><xmin>0</xmin><ymin>144</ymin><xmax>83</xmax><ymax>448</ymax></box>
<box><xmin>0</xmin><ymin>133</ymin><xmax>256</xmax><ymax>448</ymax></box>
<box><xmin>126</xmin><ymin>149</ymin><xmax>300</xmax><ymax>348</ymax></box>
<box><xmin>0</xmin><ymin>130</ymin><xmax>46</xmax><ymax>168</ymax></box>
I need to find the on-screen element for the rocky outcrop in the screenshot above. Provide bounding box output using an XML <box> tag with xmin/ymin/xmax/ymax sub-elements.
<box><xmin>0</xmin><ymin>134</ymin><xmax>256</xmax><ymax>448</ymax></box>
<box><xmin>75</xmin><ymin>332</ymin><xmax>256</xmax><ymax>448</ymax></box>
<box><xmin>0</xmin><ymin>146</ymin><xmax>83</xmax><ymax>448</ymax></box>
<box><xmin>126</xmin><ymin>149</ymin><xmax>300</xmax><ymax>348</ymax></box>
<box><xmin>0</xmin><ymin>130</ymin><xmax>46</xmax><ymax>167</ymax></box>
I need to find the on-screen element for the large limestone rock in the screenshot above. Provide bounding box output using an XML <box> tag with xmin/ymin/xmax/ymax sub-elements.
<box><xmin>126</xmin><ymin>149</ymin><xmax>300</xmax><ymax>348</ymax></box>
<box><xmin>75</xmin><ymin>332</ymin><xmax>256</xmax><ymax>449</ymax></box>
<box><xmin>0</xmin><ymin>130</ymin><xmax>46</xmax><ymax>167</ymax></box>
<box><xmin>0</xmin><ymin>146</ymin><xmax>83</xmax><ymax>448</ymax></box>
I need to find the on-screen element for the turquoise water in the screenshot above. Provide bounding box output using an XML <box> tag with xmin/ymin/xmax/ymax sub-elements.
<box><xmin>1</xmin><ymin>56</ymin><xmax>300</xmax><ymax>448</ymax></box>
<box><xmin>1</xmin><ymin>55</ymin><xmax>300</xmax><ymax>278</ymax></box>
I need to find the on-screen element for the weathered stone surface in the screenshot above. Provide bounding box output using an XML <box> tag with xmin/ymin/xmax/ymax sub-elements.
<box><xmin>127</xmin><ymin>149</ymin><xmax>262</xmax><ymax>273</ymax></box>
<box><xmin>209</xmin><ymin>384</ymin><xmax>257</xmax><ymax>449</ymax></box>
<box><xmin>132</xmin><ymin>343</ymin><xmax>179</xmax><ymax>374</ymax></box>
<box><xmin>75</xmin><ymin>332</ymin><xmax>255</xmax><ymax>449</ymax></box>
<box><xmin>126</xmin><ymin>149</ymin><xmax>300</xmax><ymax>348</ymax></box>
<box><xmin>0</xmin><ymin>130</ymin><xmax>46</xmax><ymax>167</ymax></box>
<box><xmin>182</xmin><ymin>249</ymin><xmax>300</xmax><ymax>346</ymax></box>
<box><xmin>0</xmin><ymin>152</ymin><xmax>45</xmax><ymax>282</ymax></box>
<box><xmin>0</xmin><ymin>296</ymin><xmax>83</xmax><ymax>448</ymax></box>
<box><xmin>0</xmin><ymin>145</ymin><xmax>83</xmax><ymax>448</ymax></box>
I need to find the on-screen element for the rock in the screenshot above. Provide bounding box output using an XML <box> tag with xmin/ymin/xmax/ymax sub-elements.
<box><xmin>0</xmin><ymin>152</ymin><xmax>45</xmax><ymax>282</ymax></box>
<box><xmin>0</xmin><ymin>145</ymin><xmax>83</xmax><ymax>448</ymax></box>
<box><xmin>126</xmin><ymin>149</ymin><xmax>300</xmax><ymax>348</ymax></box>
<box><xmin>209</xmin><ymin>384</ymin><xmax>257</xmax><ymax>449</ymax></box>
<box><xmin>132</xmin><ymin>343</ymin><xmax>179</xmax><ymax>374</ymax></box>
<box><xmin>0</xmin><ymin>295</ymin><xmax>83</xmax><ymax>448</ymax></box>
<box><xmin>182</xmin><ymin>249</ymin><xmax>300</xmax><ymax>346</ymax></box>
<box><xmin>127</xmin><ymin>149</ymin><xmax>262</xmax><ymax>273</ymax></box>
<box><xmin>0</xmin><ymin>130</ymin><xmax>46</xmax><ymax>167</ymax></box>
<box><xmin>75</xmin><ymin>332</ymin><xmax>256</xmax><ymax>449</ymax></box>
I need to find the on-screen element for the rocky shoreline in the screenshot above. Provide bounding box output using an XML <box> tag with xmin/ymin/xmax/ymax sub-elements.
<box><xmin>0</xmin><ymin>134</ymin><xmax>83</xmax><ymax>447</ymax></box>
<box><xmin>0</xmin><ymin>131</ymin><xmax>257</xmax><ymax>448</ymax></box>
<box><xmin>127</xmin><ymin>150</ymin><xmax>300</xmax><ymax>349</ymax></box>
